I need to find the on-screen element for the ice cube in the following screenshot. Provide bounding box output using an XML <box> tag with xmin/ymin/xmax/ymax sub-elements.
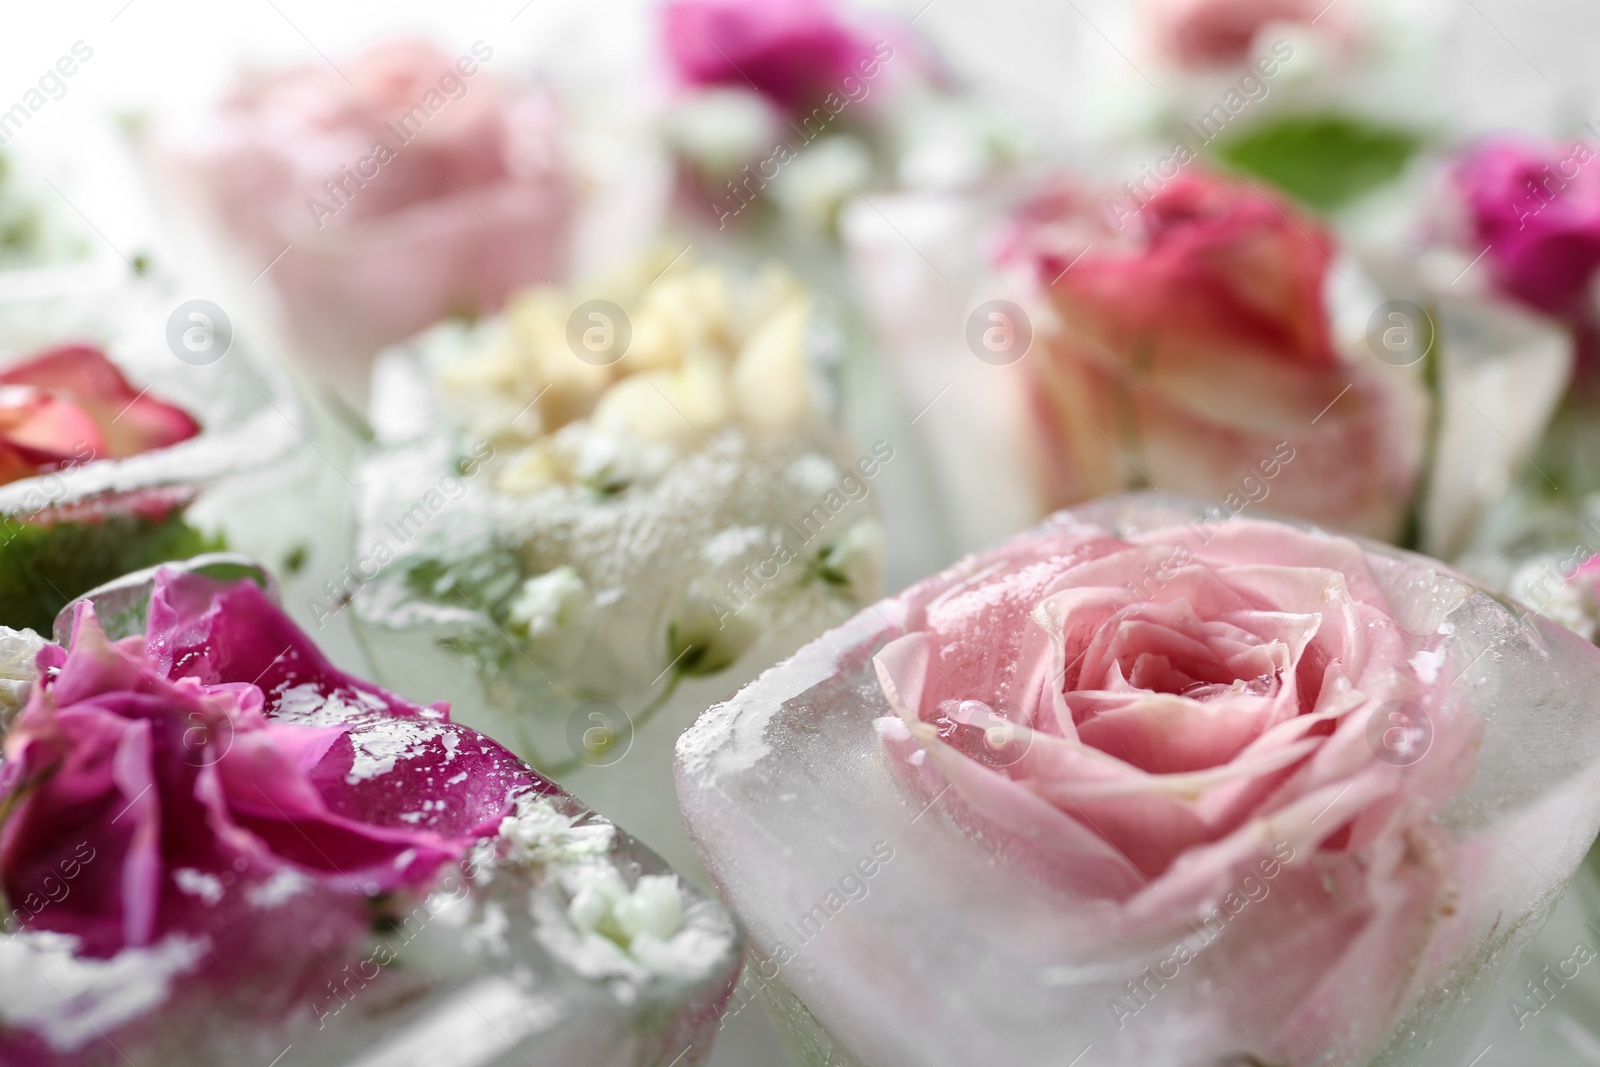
<box><xmin>350</xmin><ymin>339</ymin><xmax>885</xmax><ymax>886</ymax></box>
<box><xmin>0</xmin><ymin>265</ymin><xmax>311</xmax><ymax>634</ymax></box>
<box><xmin>0</xmin><ymin>558</ymin><xmax>744</xmax><ymax>1067</ymax></box>
<box><xmin>677</xmin><ymin>493</ymin><xmax>1600</xmax><ymax>1067</ymax></box>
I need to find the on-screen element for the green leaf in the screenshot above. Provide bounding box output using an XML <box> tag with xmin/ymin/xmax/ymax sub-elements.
<box><xmin>0</xmin><ymin>508</ymin><xmax>222</xmax><ymax>633</ymax></box>
<box><xmin>399</xmin><ymin>551</ymin><xmax>519</xmax><ymax>618</ymax></box>
<box><xmin>1211</xmin><ymin>114</ymin><xmax>1423</xmax><ymax>212</ymax></box>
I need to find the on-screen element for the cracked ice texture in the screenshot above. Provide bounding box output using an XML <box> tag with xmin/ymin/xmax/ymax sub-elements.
<box><xmin>348</xmin><ymin>259</ymin><xmax>883</xmax><ymax>879</ymax></box>
<box><xmin>0</xmin><ymin>562</ymin><xmax>742</xmax><ymax>1067</ymax></box>
<box><xmin>676</xmin><ymin>493</ymin><xmax>1600</xmax><ymax>1067</ymax></box>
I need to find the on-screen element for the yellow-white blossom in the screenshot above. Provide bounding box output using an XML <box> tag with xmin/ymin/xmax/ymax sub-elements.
<box><xmin>436</xmin><ymin>250</ymin><xmax>820</xmax><ymax>495</ymax></box>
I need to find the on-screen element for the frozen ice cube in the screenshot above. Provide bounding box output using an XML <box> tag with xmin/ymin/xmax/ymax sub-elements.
<box><xmin>677</xmin><ymin>493</ymin><xmax>1600</xmax><ymax>1067</ymax></box>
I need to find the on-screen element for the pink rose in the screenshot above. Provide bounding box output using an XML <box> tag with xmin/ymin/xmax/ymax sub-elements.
<box><xmin>677</xmin><ymin>493</ymin><xmax>1600</xmax><ymax>1065</ymax></box>
<box><xmin>1450</xmin><ymin>137</ymin><xmax>1600</xmax><ymax>356</ymax></box>
<box><xmin>0</xmin><ymin>344</ymin><xmax>198</xmax><ymax>485</ymax></box>
<box><xmin>163</xmin><ymin>37</ymin><xmax>572</xmax><ymax>398</ymax></box>
<box><xmin>0</xmin><ymin>568</ymin><xmax>545</xmax><ymax>976</ymax></box>
<box><xmin>662</xmin><ymin>0</ymin><xmax>890</xmax><ymax>112</ymax></box>
<box><xmin>1005</xmin><ymin>171</ymin><xmax>1424</xmax><ymax>541</ymax></box>
<box><xmin>874</xmin><ymin>508</ymin><xmax>1481</xmax><ymax>1064</ymax></box>
<box><xmin>1149</xmin><ymin>0</ymin><xmax>1343</xmax><ymax>68</ymax></box>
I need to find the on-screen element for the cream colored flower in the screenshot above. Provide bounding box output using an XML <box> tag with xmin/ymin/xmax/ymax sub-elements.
<box><xmin>434</xmin><ymin>249</ymin><xmax>820</xmax><ymax>496</ymax></box>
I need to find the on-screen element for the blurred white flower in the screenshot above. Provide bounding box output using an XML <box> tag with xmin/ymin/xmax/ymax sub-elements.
<box><xmin>497</xmin><ymin>791</ymin><xmax>616</xmax><ymax>868</ymax></box>
<box><xmin>508</xmin><ymin>566</ymin><xmax>592</xmax><ymax>640</ymax></box>
<box><xmin>896</xmin><ymin>100</ymin><xmax>1035</xmax><ymax>192</ymax></box>
<box><xmin>562</xmin><ymin>864</ymin><xmax>685</xmax><ymax>957</ymax></box>
<box><xmin>660</xmin><ymin>87</ymin><xmax>782</xmax><ymax>176</ymax></box>
<box><xmin>769</xmin><ymin>135</ymin><xmax>874</xmax><ymax>231</ymax></box>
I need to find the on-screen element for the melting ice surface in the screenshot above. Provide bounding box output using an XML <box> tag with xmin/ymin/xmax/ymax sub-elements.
<box><xmin>0</xmin><ymin>609</ymin><xmax>742</xmax><ymax>1067</ymax></box>
<box><xmin>676</xmin><ymin>495</ymin><xmax>1600</xmax><ymax>1067</ymax></box>
<box><xmin>350</xmin><ymin>349</ymin><xmax>884</xmax><ymax>883</ymax></box>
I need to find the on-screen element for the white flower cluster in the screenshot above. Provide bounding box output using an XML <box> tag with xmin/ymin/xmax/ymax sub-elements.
<box><xmin>497</xmin><ymin>790</ymin><xmax>617</xmax><ymax>868</ymax></box>
<box><xmin>495</xmin><ymin>790</ymin><xmax>723</xmax><ymax>989</ymax></box>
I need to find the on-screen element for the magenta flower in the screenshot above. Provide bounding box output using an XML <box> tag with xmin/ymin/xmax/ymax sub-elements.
<box><xmin>0</xmin><ymin>569</ymin><xmax>551</xmax><ymax>971</ymax></box>
<box><xmin>1452</xmin><ymin>136</ymin><xmax>1600</xmax><ymax>324</ymax></box>
<box><xmin>661</xmin><ymin>0</ymin><xmax>888</xmax><ymax>113</ymax></box>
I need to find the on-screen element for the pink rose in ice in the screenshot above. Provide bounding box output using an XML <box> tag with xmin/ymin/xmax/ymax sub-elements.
<box><xmin>1148</xmin><ymin>0</ymin><xmax>1348</xmax><ymax>69</ymax></box>
<box><xmin>0</xmin><ymin>569</ymin><xmax>550</xmax><ymax>983</ymax></box>
<box><xmin>1004</xmin><ymin>171</ymin><xmax>1425</xmax><ymax>541</ymax></box>
<box><xmin>162</xmin><ymin>37</ymin><xmax>572</xmax><ymax>399</ymax></box>
<box><xmin>662</xmin><ymin>0</ymin><xmax>891</xmax><ymax>112</ymax></box>
<box><xmin>874</xmin><ymin>513</ymin><xmax>1480</xmax><ymax>1064</ymax></box>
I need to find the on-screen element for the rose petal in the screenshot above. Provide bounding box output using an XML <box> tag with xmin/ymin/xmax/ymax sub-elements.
<box><xmin>0</xmin><ymin>345</ymin><xmax>199</xmax><ymax>459</ymax></box>
<box><xmin>0</xmin><ymin>385</ymin><xmax>107</xmax><ymax>470</ymax></box>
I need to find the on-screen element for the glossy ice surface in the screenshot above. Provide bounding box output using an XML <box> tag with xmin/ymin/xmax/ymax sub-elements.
<box><xmin>676</xmin><ymin>495</ymin><xmax>1600</xmax><ymax>1067</ymax></box>
<box><xmin>0</xmin><ymin>559</ymin><xmax>744</xmax><ymax>1067</ymax></box>
<box><xmin>350</xmin><ymin>347</ymin><xmax>882</xmax><ymax>881</ymax></box>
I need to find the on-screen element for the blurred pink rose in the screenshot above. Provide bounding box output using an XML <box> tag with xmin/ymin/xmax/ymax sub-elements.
<box><xmin>1005</xmin><ymin>172</ymin><xmax>1424</xmax><ymax>541</ymax></box>
<box><xmin>1451</xmin><ymin>137</ymin><xmax>1600</xmax><ymax>335</ymax></box>
<box><xmin>876</xmin><ymin>514</ymin><xmax>1479</xmax><ymax>1063</ymax></box>
<box><xmin>662</xmin><ymin>0</ymin><xmax>891</xmax><ymax>112</ymax></box>
<box><xmin>1149</xmin><ymin>0</ymin><xmax>1338</xmax><ymax>68</ymax></box>
<box><xmin>166</xmin><ymin>37</ymin><xmax>572</xmax><ymax>396</ymax></box>
<box><xmin>0</xmin><ymin>344</ymin><xmax>198</xmax><ymax>485</ymax></box>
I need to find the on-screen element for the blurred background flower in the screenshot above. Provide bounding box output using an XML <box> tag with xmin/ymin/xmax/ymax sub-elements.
<box><xmin>156</xmin><ymin>36</ymin><xmax>574</xmax><ymax>403</ymax></box>
<box><xmin>1000</xmin><ymin>169</ymin><xmax>1426</xmax><ymax>541</ymax></box>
